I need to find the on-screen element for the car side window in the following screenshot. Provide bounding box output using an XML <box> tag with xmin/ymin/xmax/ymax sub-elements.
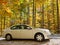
<box><xmin>10</xmin><ymin>25</ymin><xmax>22</xmax><ymax>30</ymax></box>
<box><xmin>23</xmin><ymin>25</ymin><xmax>32</xmax><ymax>29</ymax></box>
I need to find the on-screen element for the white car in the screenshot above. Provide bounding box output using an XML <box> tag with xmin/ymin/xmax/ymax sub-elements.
<box><xmin>2</xmin><ymin>24</ymin><xmax>51</xmax><ymax>42</ymax></box>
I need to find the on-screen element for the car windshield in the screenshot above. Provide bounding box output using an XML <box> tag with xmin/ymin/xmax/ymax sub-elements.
<box><xmin>23</xmin><ymin>25</ymin><xmax>32</xmax><ymax>29</ymax></box>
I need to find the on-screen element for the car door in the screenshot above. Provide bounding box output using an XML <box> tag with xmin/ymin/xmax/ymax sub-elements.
<box><xmin>10</xmin><ymin>25</ymin><xmax>22</xmax><ymax>38</ymax></box>
<box><xmin>20</xmin><ymin>25</ymin><xmax>33</xmax><ymax>39</ymax></box>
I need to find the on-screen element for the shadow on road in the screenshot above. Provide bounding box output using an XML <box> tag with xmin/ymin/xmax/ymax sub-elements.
<box><xmin>3</xmin><ymin>39</ymin><xmax>50</xmax><ymax>43</ymax></box>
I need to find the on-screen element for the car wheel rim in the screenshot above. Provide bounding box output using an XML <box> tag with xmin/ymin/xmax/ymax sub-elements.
<box><xmin>6</xmin><ymin>35</ymin><xmax>11</xmax><ymax>40</ymax></box>
<box><xmin>36</xmin><ymin>35</ymin><xmax>42</xmax><ymax>41</ymax></box>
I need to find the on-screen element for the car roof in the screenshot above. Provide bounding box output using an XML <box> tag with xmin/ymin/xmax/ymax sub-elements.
<box><xmin>10</xmin><ymin>24</ymin><xmax>33</xmax><ymax>29</ymax></box>
<box><xmin>11</xmin><ymin>24</ymin><xmax>29</xmax><ymax>26</ymax></box>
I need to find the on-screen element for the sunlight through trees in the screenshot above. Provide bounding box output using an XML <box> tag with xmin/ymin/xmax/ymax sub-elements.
<box><xmin>0</xmin><ymin>0</ymin><xmax>60</xmax><ymax>35</ymax></box>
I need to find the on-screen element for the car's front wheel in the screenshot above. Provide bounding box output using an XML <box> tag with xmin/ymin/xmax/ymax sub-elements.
<box><xmin>5</xmin><ymin>34</ymin><xmax>12</xmax><ymax>41</ymax></box>
<box><xmin>34</xmin><ymin>33</ymin><xmax>44</xmax><ymax>42</ymax></box>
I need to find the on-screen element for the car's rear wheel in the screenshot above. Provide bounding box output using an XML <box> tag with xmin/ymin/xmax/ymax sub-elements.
<box><xmin>5</xmin><ymin>34</ymin><xmax>12</xmax><ymax>41</ymax></box>
<box><xmin>34</xmin><ymin>33</ymin><xmax>44</xmax><ymax>42</ymax></box>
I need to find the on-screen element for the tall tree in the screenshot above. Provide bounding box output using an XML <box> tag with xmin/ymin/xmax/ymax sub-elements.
<box><xmin>56</xmin><ymin>0</ymin><xmax>59</xmax><ymax>31</ymax></box>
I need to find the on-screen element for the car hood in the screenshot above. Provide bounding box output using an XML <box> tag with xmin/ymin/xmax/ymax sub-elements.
<box><xmin>34</xmin><ymin>28</ymin><xmax>50</xmax><ymax>32</ymax></box>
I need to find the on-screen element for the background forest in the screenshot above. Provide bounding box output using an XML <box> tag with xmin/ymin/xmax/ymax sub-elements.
<box><xmin>0</xmin><ymin>0</ymin><xmax>60</xmax><ymax>35</ymax></box>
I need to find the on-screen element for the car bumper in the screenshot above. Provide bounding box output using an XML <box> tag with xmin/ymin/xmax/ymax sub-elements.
<box><xmin>44</xmin><ymin>32</ymin><xmax>51</xmax><ymax>39</ymax></box>
<box><xmin>45</xmin><ymin>35</ymin><xmax>50</xmax><ymax>39</ymax></box>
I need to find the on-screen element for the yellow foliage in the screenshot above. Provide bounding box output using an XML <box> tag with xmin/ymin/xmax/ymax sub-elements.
<box><xmin>5</xmin><ymin>7</ymin><xmax>13</xmax><ymax>14</ymax></box>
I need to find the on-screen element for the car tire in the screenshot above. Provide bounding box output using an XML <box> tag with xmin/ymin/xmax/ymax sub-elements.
<box><xmin>5</xmin><ymin>34</ymin><xmax>12</xmax><ymax>41</ymax></box>
<box><xmin>34</xmin><ymin>33</ymin><xmax>44</xmax><ymax>42</ymax></box>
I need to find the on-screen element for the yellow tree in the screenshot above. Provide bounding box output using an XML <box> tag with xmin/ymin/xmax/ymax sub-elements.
<box><xmin>35</xmin><ymin>0</ymin><xmax>46</xmax><ymax>28</ymax></box>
